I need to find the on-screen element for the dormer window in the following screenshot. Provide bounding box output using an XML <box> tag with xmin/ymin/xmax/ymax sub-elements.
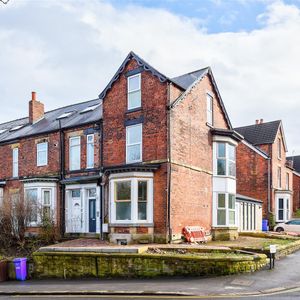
<box><xmin>128</xmin><ymin>74</ymin><xmax>141</xmax><ymax>110</ymax></box>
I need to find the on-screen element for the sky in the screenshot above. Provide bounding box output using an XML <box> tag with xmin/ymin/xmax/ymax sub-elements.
<box><xmin>0</xmin><ymin>0</ymin><xmax>300</xmax><ymax>154</ymax></box>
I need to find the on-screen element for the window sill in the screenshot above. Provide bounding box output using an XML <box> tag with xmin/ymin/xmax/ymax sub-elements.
<box><xmin>109</xmin><ymin>223</ymin><xmax>154</xmax><ymax>227</ymax></box>
<box><xmin>206</xmin><ymin>122</ymin><xmax>214</xmax><ymax>129</ymax></box>
<box><xmin>126</xmin><ymin>107</ymin><xmax>142</xmax><ymax>114</ymax></box>
<box><xmin>213</xmin><ymin>175</ymin><xmax>236</xmax><ymax>180</ymax></box>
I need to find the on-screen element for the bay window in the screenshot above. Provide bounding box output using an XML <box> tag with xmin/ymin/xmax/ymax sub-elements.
<box><xmin>25</xmin><ymin>189</ymin><xmax>38</xmax><ymax>223</ymax></box>
<box><xmin>216</xmin><ymin>142</ymin><xmax>236</xmax><ymax>177</ymax></box>
<box><xmin>70</xmin><ymin>136</ymin><xmax>81</xmax><ymax>170</ymax></box>
<box><xmin>128</xmin><ymin>74</ymin><xmax>141</xmax><ymax>110</ymax></box>
<box><xmin>215</xmin><ymin>193</ymin><xmax>236</xmax><ymax>226</ymax></box>
<box><xmin>126</xmin><ymin>124</ymin><xmax>142</xmax><ymax>163</ymax></box>
<box><xmin>277</xmin><ymin>197</ymin><xmax>290</xmax><ymax>222</ymax></box>
<box><xmin>110</xmin><ymin>173</ymin><xmax>153</xmax><ymax>224</ymax></box>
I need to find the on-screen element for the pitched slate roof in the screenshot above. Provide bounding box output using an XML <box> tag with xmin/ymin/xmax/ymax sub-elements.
<box><xmin>287</xmin><ymin>156</ymin><xmax>300</xmax><ymax>173</ymax></box>
<box><xmin>234</xmin><ymin>120</ymin><xmax>281</xmax><ymax>146</ymax></box>
<box><xmin>171</xmin><ymin>67</ymin><xmax>209</xmax><ymax>90</ymax></box>
<box><xmin>0</xmin><ymin>98</ymin><xmax>102</xmax><ymax>144</ymax></box>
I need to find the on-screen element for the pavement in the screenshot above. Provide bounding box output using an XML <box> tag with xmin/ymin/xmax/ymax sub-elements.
<box><xmin>1</xmin><ymin>250</ymin><xmax>300</xmax><ymax>297</ymax></box>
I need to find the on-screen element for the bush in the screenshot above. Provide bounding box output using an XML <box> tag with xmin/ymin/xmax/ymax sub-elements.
<box><xmin>294</xmin><ymin>209</ymin><xmax>300</xmax><ymax>218</ymax></box>
<box><xmin>268</xmin><ymin>212</ymin><xmax>276</xmax><ymax>231</ymax></box>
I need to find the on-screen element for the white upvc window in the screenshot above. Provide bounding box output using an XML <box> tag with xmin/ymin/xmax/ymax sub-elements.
<box><xmin>206</xmin><ymin>93</ymin><xmax>213</xmax><ymax>125</ymax></box>
<box><xmin>128</xmin><ymin>73</ymin><xmax>141</xmax><ymax>110</ymax></box>
<box><xmin>215</xmin><ymin>193</ymin><xmax>236</xmax><ymax>227</ymax></box>
<box><xmin>37</xmin><ymin>142</ymin><xmax>48</xmax><ymax>166</ymax></box>
<box><xmin>86</xmin><ymin>134</ymin><xmax>94</xmax><ymax>169</ymax></box>
<box><xmin>277</xmin><ymin>197</ymin><xmax>290</xmax><ymax>222</ymax></box>
<box><xmin>110</xmin><ymin>173</ymin><xmax>153</xmax><ymax>224</ymax></box>
<box><xmin>216</xmin><ymin>142</ymin><xmax>236</xmax><ymax>177</ymax></box>
<box><xmin>24</xmin><ymin>183</ymin><xmax>56</xmax><ymax>226</ymax></box>
<box><xmin>12</xmin><ymin>148</ymin><xmax>18</xmax><ymax>177</ymax></box>
<box><xmin>126</xmin><ymin>124</ymin><xmax>142</xmax><ymax>163</ymax></box>
<box><xmin>70</xmin><ymin>136</ymin><xmax>81</xmax><ymax>171</ymax></box>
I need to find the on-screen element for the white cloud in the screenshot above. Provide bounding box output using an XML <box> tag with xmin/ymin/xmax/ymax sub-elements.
<box><xmin>0</xmin><ymin>0</ymin><xmax>299</xmax><ymax>154</ymax></box>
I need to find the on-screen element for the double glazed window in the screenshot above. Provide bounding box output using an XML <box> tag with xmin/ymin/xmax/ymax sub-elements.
<box><xmin>216</xmin><ymin>143</ymin><xmax>236</xmax><ymax>177</ymax></box>
<box><xmin>12</xmin><ymin>148</ymin><xmax>18</xmax><ymax>177</ymax></box>
<box><xmin>37</xmin><ymin>142</ymin><xmax>48</xmax><ymax>166</ymax></box>
<box><xmin>111</xmin><ymin>176</ymin><xmax>153</xmax><ymax>224</ymax></box>
<box><xmin>70</xmin><ymin>136</ymin><xmax>81</xmax><ymax>170</ymax></box>
<box><xmin>126</xmin><ymin>124</ymin><xmax>142</xmax><ymax>163</ymax></box>
<box><xmin>277</xmin><ymin>197</ymin><xmax>290</xmax><ymax>222</ymax></box>
<box><xmin>216</xmin><ymin>193</ymin><xmax>236</xmax><ymax>226</ymax></box>
<box><xmin>128</xmin><ymin>74</ymin><xmax>141</xmax><ymax>110</ymax></box>
<box><xmin>25</xmin><ymin>189</ymin><xmax>38</xmax><ymax>223</ymax></box>
<box><xmin>206</xmin><ymin>94</ymin><xmax>213</xmax><ymax>125</ymax></box>
<box><xmin>86</xmin><ymin>134</ymin><xmax>94</xmax><ymax>169</ymax></box>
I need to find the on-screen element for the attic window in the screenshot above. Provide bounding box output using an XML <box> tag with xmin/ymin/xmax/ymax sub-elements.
<box><xmin>10</xmin><ymin>125</ymin><xmax>24</xmax><ymax>132</ymax></box>
<box><xmin>80</xmin><ymin>104</ymin><xmax>100</xmax><ymax>114</ymax></box>
<box><xmin>0</xmin><ymin>129</ymin><xmax>7</xmax><ymax>134</ymax></box>
<box><xmin>57</xmin><ymin>112</ymin><xmax>73</xmax><ymax>120</ymax></box>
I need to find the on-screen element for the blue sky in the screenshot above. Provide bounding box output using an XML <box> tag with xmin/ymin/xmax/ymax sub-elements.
<box><xmin>0</xmin><ymin>0</ymin><xmax>300</xmax><ymax>153</ymax></box>
<box><xmin>109</xmin><ymin>0</ymin><xmax>300</xmax><ymax>32</ymax></box>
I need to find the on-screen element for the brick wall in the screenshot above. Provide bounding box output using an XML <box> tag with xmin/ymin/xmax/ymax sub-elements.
<box><xmin>292</xmin><ymin>173</ymin><xmax>300</xmax><ymax>213</ymax></box>
<box><xmin>169</xmin><ymin>74</ymin><xmax>229</xmax><ymax>237</ymax></box>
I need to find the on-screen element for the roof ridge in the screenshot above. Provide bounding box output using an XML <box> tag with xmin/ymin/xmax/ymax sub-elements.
<box><xmin>0</xmin><ymin>98</ymin><xmax>100</xmax><ymax>128</ymax></box>
<box><xmin>171</xmin><ymin>66</ymin><xmax>209</xmax><ymax>79</ymax></box>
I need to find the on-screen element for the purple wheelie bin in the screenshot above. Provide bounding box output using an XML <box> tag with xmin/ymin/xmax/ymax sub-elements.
<box><xmin>13</xmin><ymin>258</ymin><xmax>27</xmax><ymax>281</ymax></box>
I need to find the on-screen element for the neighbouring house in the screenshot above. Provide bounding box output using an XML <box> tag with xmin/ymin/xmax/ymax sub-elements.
<box><xmin>286</xmin><ymin>156</ymin><xmax>300</xmax><ymax>214</ymax></box>
<box><xmin>0</xmin><ymin>51</ymin><xmax>243</xmax><ymax>243</ymax></box>
<box><xmin>235</xmin><ymin>119</ymin><xmax>294</xmax><ymax>226</ymax></box>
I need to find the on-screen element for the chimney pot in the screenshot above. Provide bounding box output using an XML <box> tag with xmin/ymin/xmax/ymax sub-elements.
<box><xmin>32</xmin><ymin>91</ymin><xmax>36</xmax><ymax>101</ymax></box>
<box><xmin>255</xmin><ymin>120</ymin><xmax>259</xmax><ymax>124</ymax></box>
<box><xmin>260</xmin><ymin>119</ymin><xmax>264</xmax><ymax>124</ymax></box>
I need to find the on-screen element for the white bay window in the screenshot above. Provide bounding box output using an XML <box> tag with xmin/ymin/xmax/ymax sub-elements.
<box><xmin>216</xmin><ymin>142</ymin><xmax>236</xmax><ymax>177</ymax></box>
<box><xmin>215</xmin><ymin>193</ymin><xmax>236</xmax><ymax>226</ymax></box>
<box><xmin>110</xmin><ymin>173</ymin><xmax>153</xmax><ymax>224</ymax></box>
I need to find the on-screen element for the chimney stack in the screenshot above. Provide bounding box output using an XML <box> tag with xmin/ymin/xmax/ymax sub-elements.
<box><xmin>255</xmin><ymin>119</ymin><xmax>259</xmax><ymax>124</ymax></box>
<box><xmin>29</xmin><ymin>91</ymin><xmax>44</xmax><ymax>124</ymax></box>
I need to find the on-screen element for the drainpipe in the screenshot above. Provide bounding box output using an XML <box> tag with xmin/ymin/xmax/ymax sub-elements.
<box><xmin>166</xmin><ymin>83</ymin><xmax>172</xmax><ymax>243</ymax></box>
<box><xmin>58</xmin><ymin>120</ymin><xmax>66</xmax><ymax>237</ymax></box>
<box><xmin>99</xmin><ymin>119</ymin><xmax>104</xmax><ymax>240</ymax></box>
<box><xmin>268</xmin><ymin>157</ymin><xmax>271</xmax><ymax>214</ymax></box>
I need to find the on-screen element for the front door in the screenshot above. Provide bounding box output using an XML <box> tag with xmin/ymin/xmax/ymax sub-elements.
<box><xmin>89</xmin><ymin>199</ymin><xmax>96</xmax><ymax>233</ymax></box>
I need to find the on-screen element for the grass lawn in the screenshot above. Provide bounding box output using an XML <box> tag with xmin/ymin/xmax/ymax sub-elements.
<box><xmin>209</xmin><ymin>236</ymin><xmax>295</xmax><ymax>250</ymax></box>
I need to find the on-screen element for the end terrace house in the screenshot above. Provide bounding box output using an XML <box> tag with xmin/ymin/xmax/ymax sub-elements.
<box><xmin>0</xmin><ymin>52</ymin><xmax>243</xmax><ymax>243</ymax></box>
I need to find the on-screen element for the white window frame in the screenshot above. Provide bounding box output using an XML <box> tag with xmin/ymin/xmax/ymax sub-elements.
<box><xmin>69</xmin><ymin>136</ymin><xmax>81</xmax><ymax>171</ymax></box>
<box><xmin>109</xmin><ymin>172</ymin><xmax>153</xmax><ymax>224</ymax></box>
<box><xmin>213</xmin><ymin>193</ymin><xmax>237</xmax><ymax>227</ymax></box>
<box><xmin>86</xmin><ymin>134</ymin><xmax>94</xmax><ymax>169</ymax></box>
<box><xmin>37</xmin><ymin>142</ymin><xmax>48</xmax><ymax>167</ymax></box>
<box><xmin>278</xmin><ymin>138</ymin><xmax>282</xmax><ymax>159</ymax></box>
<box><xmin>12</xmin><ymin>148</ymin><xmax>18</xmax><ymax>178</ymax></box>
<box><xmin>215</xmin><ymin>142</ymin><xmax>236</xmax><ymax>178</ymax></box>
<box><xmin>126</xmin><ymin>124</ymin><xmax>142</xmax><ymax>164</ymax></box>
<box><xmin>276</xmin><ymin>197</ymin><xmax>290</xmax><ymax>222</ymax></box>
<box><xmin>206</xmin><ymin>93</ymin><xmax>213</xmax><ymax>125</ymax></box>
<box><xmin>24</xmin><ymin>182</ymin><xmax>57</xmax><ymax>227</ymax></box>
<box><xmin>278</xmin><ymin>166</ymin><xmax>282</xmax><ymax>189</ymax></box>
<box><xmin>127</xmin><ymin>73</ymin><xmax>141</xmax><ymax>110</ymax></box>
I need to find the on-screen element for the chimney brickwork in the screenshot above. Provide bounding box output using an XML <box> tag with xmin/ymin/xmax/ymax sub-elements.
<box><xmin>29</xmin><ymin>91</ymin><xmax>44</xmax><ymax>123</ymax></box>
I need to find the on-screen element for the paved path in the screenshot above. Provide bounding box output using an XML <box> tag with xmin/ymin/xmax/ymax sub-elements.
<box><xmin>1</xmin><ymin>250</ymin><xmax>300</xmax><ymax>297</ymax></box>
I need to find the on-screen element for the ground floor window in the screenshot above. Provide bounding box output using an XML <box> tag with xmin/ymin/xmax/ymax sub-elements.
<box><xmin>277</xmin><ymin>197</ymin><xmax>290</xmax><ymax>222</ymax></box>
<box><xmin>110</xmin><ymin>172</ymin><xmax>153</xmax><ymax>224</ymax></box>
<box><xmin>24</xmin><ymin>182</ymin><xmax>57</xmax><ymax>226</ymax></box>
<box><xmin>214</xmin><ymin>193</ymin><xmax>236</xmax><ymax>227</ymax></box>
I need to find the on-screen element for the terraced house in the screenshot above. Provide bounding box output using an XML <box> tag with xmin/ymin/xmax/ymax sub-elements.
<box><xmin>0</xmin><ymin>52</ymin><xmax>243</xmax><ymax>243</ymax></box>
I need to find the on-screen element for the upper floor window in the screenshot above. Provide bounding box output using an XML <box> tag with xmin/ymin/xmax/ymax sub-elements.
<box><xmin>37</xmin><ymin>142</ymin><xmax>48</xmax><ymax>166</ymax></box>
<box><xmin>216</xmin><ymin>142</ymin><xmax>236</xmax><ymax>177</ymax></box>
<box><xmin>12</xmin><ymin>148</ymin><xmax>18</xmax><ymax>177</ymax></box>
<box><xmin>286</xmin><ymin>173</ymin><xmax>290</xmax><ymax>190</ymax></box>
<box><xmin>126</xmin><ymin>124</ymin><xmax>142</xmax><ymax>164</ymax></box>
<box><xmin>86</xmin><ymin>134</ymin><xmax>94</xmax><ymax>169</ymax></box>
<box><xmin>278</xmin><ymin>138</ymin><xmax>282</xmax><ymax>159</ymax></box>
<box><xmin>70</xmin><ymin>136</ymin><xmax>81</xmax><ymax>171</ymax></box>
<box><xmin>128</xmin><ymin>74</ymin><xmax>141</xmax><ymax>110</ymax></box>
<box><xmin>206</xmin><ymin>94</ymin><xmax>213</xmax><ymax>125</ymax></box>
<box><xmin>278</xmin><ymin>166</ymin><xmax>282</xmax><ymax>188</ymax></box>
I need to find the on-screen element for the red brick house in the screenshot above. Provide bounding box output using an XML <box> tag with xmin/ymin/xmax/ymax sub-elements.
<box><xmin>235</xmin><ymin>119</ymin><xmax>294</xmax><ymax>226</ymax></box>
<box><xmin>286</xmin><ymin>156</ymin><xmax>300</xmax><ymax>214</ymax></box>
<box><xmin>0</xmin><ymin>52</ymin><xmax>242</xmax><ymax>243</ymax></box>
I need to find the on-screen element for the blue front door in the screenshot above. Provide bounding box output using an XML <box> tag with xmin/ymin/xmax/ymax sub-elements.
<box><xmin>89</xmin><ymin>199</ymin><xmax>96</xmax><ymax>233</ymax></box>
